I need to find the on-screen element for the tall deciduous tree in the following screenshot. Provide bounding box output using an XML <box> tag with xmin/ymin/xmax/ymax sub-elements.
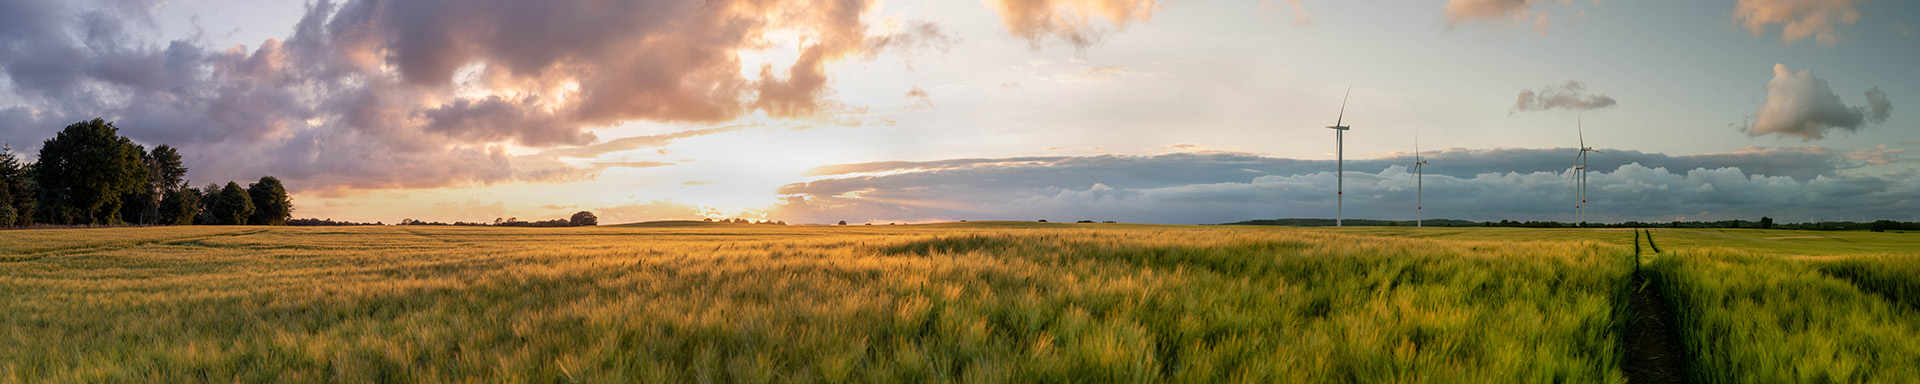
<box><xmin>196</xmin><ymin>183</ymin><xmax>221</xmax><ymax>224</ymax></box>
<box><xmin>131</xmin><ymin>145</ymin><xmax>188</xmax><ymax>225</ymax></box>
<box><xmin>247</xmin><ymin>176</ymin><xmax>292</xmax><ymax>226</ymax></box>
<box><xmin>33</xmin><ymin>119</ymin><xmax>147</xmax><ymax>224</ymax></box>
<box><xmin>211</xmin><ymin>182</ymin><xmax>254</xmax><ymax>225</ymax></box>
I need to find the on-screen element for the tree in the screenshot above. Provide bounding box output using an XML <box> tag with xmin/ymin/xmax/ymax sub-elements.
<box><xmin>569</xmin><ymin>211</ymin><xmax>598</xmax><ymax>226</ymax></box>
<box><xmin>838</xmin><ymin>220</ymin><xmax>847</xmax><ymax>225</ymax></box>
<box><xmin>157</xmin><ymin>188</ymin><xmax>202</xmax><ymax>225</ymax></box>
<box><xmin>195</xmin><ymin>183</ymin><xmax>221</xmax><ymax>225</ymax></box>
<box><xmin>211</xmin><ymin>182</ymin><xmax>254</xmax><ymax>225</ymax></box>
<box><xmin>1760</xmin><ymin>216</ymin><xmax>1774</xmax><ymax>230</ymax></box>
<box><xmin>247</xmin><ymin>176</ymin><xmax>292</xmax><ymax>225</ymax></box>
<box><xmin>0</xmin><ymin>143</ymin><xmax>35</xmax><ymax>227</ymax></box>
<box><xmin>33</xmin><ymin>119</ymin><xmax>148</xmax><ymax>224</ymax></box>
<box><xmin>126</xmin><ymin>145</ymin><xmax>188</xmax><ymax>225</ymax></box>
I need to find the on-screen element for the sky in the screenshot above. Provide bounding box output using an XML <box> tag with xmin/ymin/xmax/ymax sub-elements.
<box><xmin>1</xmin><ymin>0</ymin><xmax>1916</xmax><ymax>225</ymax></box>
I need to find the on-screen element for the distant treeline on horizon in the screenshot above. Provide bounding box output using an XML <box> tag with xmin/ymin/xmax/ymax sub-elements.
<box><xmin>1221</xmin><ymin>218</ymin><xmax>1920</xmax><ymax>232</ymax></box>
<box><xmin>287</xmin><ymin>212</ymin><xmax>601</xmax><ymax>228</ymax></box>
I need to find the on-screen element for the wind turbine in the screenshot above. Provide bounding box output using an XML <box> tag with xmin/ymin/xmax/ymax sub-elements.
<box><xmin>1571</xmin><ymin>116</ymin><xmax>1602</xmax><ymax>225</ymax></box>
<box><xmin>1412</xmin><ymin>135</ymin><xmax>1429</xmax><ymax>227</ymax></box>
<box><xmin>1327</xmin><ymin>87</ymin><xmax>1352</xmax><ymax>226</ymax></box>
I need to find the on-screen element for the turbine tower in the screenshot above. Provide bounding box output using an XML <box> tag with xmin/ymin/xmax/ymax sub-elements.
<box><xmin>1412</xmin><ymin>135</ymin><xmax>1429</xmax><ymax>227</ymax></box>
<box><xmin>1571</xmin><ymin>117</ymin><xmax>1602</xmax><ymax>225</ymax></box>
<box><xmin>1327</xmin><ymin>87</ymin><xmax>1353</xmax><ymax>226</ymax></box>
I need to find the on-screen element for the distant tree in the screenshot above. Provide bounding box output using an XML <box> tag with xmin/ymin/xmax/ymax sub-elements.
<box><xmin>157</xmin><ymin>188</ymin><xmax>202</xmax><ymax>225</ymax></box>
<box><xmin>1760</xmin><ymin>216</ymin><xmax>1775</xmax><ymax>230</ymax></box>
<box><xmin>33</xmin><ymin>119</ymin><xmax>148</xmax><ymax>224</ymax></box>
<box><xmin>247</xmin><ymin>176</ymin><xmax>293</xmax><ymax>225</ymax></box>
<box><xmin>211</xmin><ymin>182</ymin><xmax>254</xmax><ymax>225</ymax></box>
<box><xmin>195</xmin><ymin>183</ymin><xmax>221</xmax><ymax>225</ymax></box>
<box><xmin>0</xmin><ymin>144</ymin><xmax>35</xmax><ymax>226</ymax></box>
<box><xmin>838</xmin><ymin>220</ymin><xmax>847</xmax><ymax>225</ymax></box>
<box><xmin>127</xmin><ymin>145</ymin><xmax>188</xmax><ymax>225</ymax></box>
<box><xmin>1037</xmin><ymin>219</ymin><xmax>1047</xmax><ymax>223</ymax></box>
<box><xmin>569</xmin><ymin>211</ymin><xmax>598</xmax><ymax>226</ymax></box>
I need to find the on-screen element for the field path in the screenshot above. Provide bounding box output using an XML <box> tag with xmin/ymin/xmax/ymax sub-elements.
<box><xmin>1622</xmin><ymin>273</ymin><xmax>1688</xmax><ymax>383</ymax></box>
<box><xmin>1622</xmin><ymin>230</ymin><xmax>1688</xmax><ymax>384</ymax></box>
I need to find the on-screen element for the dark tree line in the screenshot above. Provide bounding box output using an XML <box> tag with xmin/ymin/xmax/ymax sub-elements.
<box><xmin>0</xmin><ymin>119</ymin><xmax>293</xmax><ymax>227</ymax></box>
<box><xmin>394</xmin><ymin>211</ymin><xmax>598</xmax><ymax>227</ymax></box>
<box><xmin>703</xmin><ymin>218</ymin><xmax>786</xmax><ymax>225</ymax></box>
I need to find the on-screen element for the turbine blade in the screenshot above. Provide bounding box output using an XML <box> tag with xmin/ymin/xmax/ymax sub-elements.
<box><xmin>1578</xmin><ymin>115</ymin><xmax>1586</xmax><ymax>149</ymax></box>
<box><xmin>1415</xmin><ymin>134</ymin><xmax>1421</xmax><ymax>162</ymax></box>
<box><xmin>1335</xmin><ymin>86</ymin><xmax>1351</xmax><ymax>127</ymax></box>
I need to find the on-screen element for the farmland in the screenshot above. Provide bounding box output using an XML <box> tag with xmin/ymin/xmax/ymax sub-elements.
<box><xmin>1</xmin><ymin>223</ymin><xmax>1916</xmax><ymax>382</ymax></box>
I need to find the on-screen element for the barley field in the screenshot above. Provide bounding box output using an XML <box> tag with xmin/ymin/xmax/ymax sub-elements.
<box><xmin>1</xmin><ymin>223</ymin><xmax>1916</xmax><ymax>383</ymax></box>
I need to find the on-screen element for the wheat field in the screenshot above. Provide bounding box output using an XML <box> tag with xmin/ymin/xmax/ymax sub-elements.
<box><xmin>0</xmin><ymin>223</ymin><xmax>1655</xmax><ymax>383</ymax></box>
<box><xmin>6</xmin><ymin>223</ymin><xmax>1919</xmax><ymax>383</ymax></box>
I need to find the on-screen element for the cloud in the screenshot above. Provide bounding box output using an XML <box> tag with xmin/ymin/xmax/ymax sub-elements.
<box><xmin>1259</xmin><ymin>0</ymin><xmax>1312</xmax><ymax>27</ymax></box>
<box><xmin>1747</xmin><ymin>64</ymin><xmax>1890</xmax><ymax>141</ymax></box>
<box><xmin>867</xmin><ymin>21</ymin><xmax>960</xmax><ymax>57</ymax></box>
<box><xmin>1845</xmin><ymin>145</ymin><xmax>1913</xmax><ymax>166</ymax></box>
<box><xmin>904</xmin><ymin>86</ymin><xmax>934</xmax><ymax>110</ymax></box>
<box><xmin>591</xmin><ymin>200</ymin><xmax>708</xmax><ymax>224</ymax></box>
<box><xmin>1511</xmin><ymin>81</ymin><xmax>1617</xmax><ymax>113</ymax></box>
<box><xmin>0</xmin><ymin>0</ymin><xmax>940</xmax><ymax>192</ymax></box>
<box><xmin>539</xmin><ymin>204</ymin><xmax>577</xmax><ymax>210</ymax></box>
<box><xmin>1896</xmin><ymin>22</ymin><xmax>1914</xmax><ymax>36</ymax></box>
<box><xmin>772</xmin><ymin>150</ymin><xmax>1920</xmax><ymax>224</ymax></box>
<box><xmin>1734</xmin><ymin>0</ymin><xmax>1862</xmax><ymax>46</ymax></box>
<box><xmin>1443</xmin><ymin>0</ymin><xmax>1570</xmax><ymax>34</ymax></box>
<box><xmin>805</xmin><ymin>146</ymin><xmax>1861</xmax><ymax>182</ymax></box>
<box><xmin>983</xmin><ymin>0</ymin><xmax>1160</xmax><ymax>49</ymax></box>
<box><xmin>540</xmin><ymin>125</ymin><xmax>746</xmax><ymax>159</ymax></box>
<box><xmin>1057</xmin><ymin>65</ymin><xmax>1159</xmax><ymax>82</ymax></box>
<box><xmin>588</xmin><ymin>161</ymin><xmax>676</xmax><ymax>170</ymax></box>
<box><xmin>1865</xmin><ymin>86</ymin><xmax>1891</xmax><ymax>123</ymax></box>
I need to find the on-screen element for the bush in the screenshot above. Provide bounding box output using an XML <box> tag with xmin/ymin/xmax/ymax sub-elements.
<box><xmin>211</xmin><ymin>182</ymin><xmax>254</xmax><ymax>225</ymax></box>
<box><xmin>569</xmin><ymin>211</ymin><xmax>598</xmax><ymax>226</ymax></box>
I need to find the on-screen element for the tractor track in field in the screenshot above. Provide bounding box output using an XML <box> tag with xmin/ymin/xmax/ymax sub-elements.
<box><xmin>0</xmin><ymin>228</ymin><xmax>270</xmax><ymax>262</ymax></box>
<box><xmin>1622</xmin><ymin>229</ymin><xmax>1688</xmax><ymax>384</ymax></box>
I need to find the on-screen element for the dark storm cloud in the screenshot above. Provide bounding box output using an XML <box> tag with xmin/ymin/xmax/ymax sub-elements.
<box><xmin>775</xmin><ymin>148</ymin><xmax>1917</xmax><ymax>224</ymax></box>
<box><xmin>0</xmin><ymin>0</ymin><xmax>937</xmax><ymax>191</ymax></box>
<box><xmin>802</xmin><ymin>147</ymin><xmax>1856</xmax><ymax>182</ymax></box>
